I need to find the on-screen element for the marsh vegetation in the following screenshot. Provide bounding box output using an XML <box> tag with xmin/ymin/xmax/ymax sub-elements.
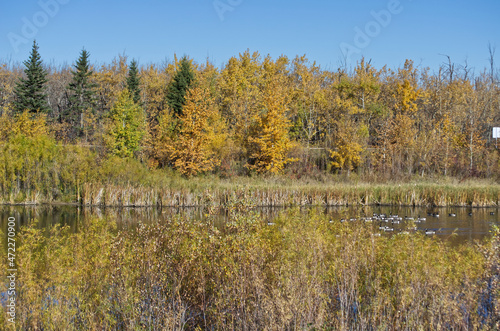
<box><xmin>1</xmin><ymin>208</ymin><xmax>499</xmax><ymax>329</ymax></box>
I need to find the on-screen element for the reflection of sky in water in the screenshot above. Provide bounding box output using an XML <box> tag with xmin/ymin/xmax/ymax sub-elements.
<box><xmin>0</xmin><ymin>205</ymin><xmax>498</xmax><ymax>246</ymax></box>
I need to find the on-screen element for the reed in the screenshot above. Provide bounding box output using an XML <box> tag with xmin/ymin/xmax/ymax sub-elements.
<box><xmin>76</xmin><ymin>181</ymin><xmax>500</xmax><ymax>207</ymax></box>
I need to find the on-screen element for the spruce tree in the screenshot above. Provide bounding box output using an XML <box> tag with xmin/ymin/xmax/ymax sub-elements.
<box><xmin>66</xmin><ymin>48</ymin><xmax>96</xmax><ymax>137</ymax></box>
<box><xmin>127</xmin><ymin>59</ymin><xmax>141</xmax><ymax>104</ymax></box>
<box><xmin>13</xmin><ymin>40</ymin><xmax>49</xmax><ymax>114</ymax></box>
<box><xmin>166</xmin><ymin>56</ymin><xmax>194</xmax><ymax>117</ymax></box>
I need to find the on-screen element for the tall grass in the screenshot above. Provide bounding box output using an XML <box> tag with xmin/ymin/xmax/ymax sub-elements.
<box><xmin>1</xmin><ymin>209</ymin><xmax>499</xmax><ymax>329</ymax></box>
<box><xmin>79</xmin><ymin>181</ymin><xmax>500</xmax><ymax>207</ymax></box>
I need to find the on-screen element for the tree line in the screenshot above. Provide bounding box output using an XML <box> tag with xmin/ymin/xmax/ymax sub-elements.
<box><xmin>1</xmin><ymin>40</ymin><xmax>499</xmax><ymax>179</ymax></box>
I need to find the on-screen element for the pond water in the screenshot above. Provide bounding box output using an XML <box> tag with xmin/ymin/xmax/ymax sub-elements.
<box><xmin>0</xmin><ymin>205</ymin><xmax>499</xmax><ymax>245</ymax></box>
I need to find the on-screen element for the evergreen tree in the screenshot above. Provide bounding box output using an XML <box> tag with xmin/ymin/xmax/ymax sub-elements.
<box><xmin>66</xmin><ymin>48</ymin><xmax>96</xmax><ymax>136</ymax></box>
<box><xmin>127</xmin><ymin>59</ymin><xmax>141</xmax><ymax>104</ymax></box>
<box><xmin>166</xmin><ymin>56</ymin><xmax>194</xmax><ymax>117</ymax></box>
<box><xmin>13</xmin><ymin>40</ymin><xmax>49</xmax><ymax>114</ymax></box>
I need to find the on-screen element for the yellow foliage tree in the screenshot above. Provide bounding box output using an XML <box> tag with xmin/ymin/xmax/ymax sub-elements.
<box><xmin>330</xmin><ymin>116</ymin><xmax>366</xmax><ymax>174</ymax></box>
<box><xmin>169</xmin><ymin>86</ymin><xmax>226</xmax><ymax>176</ymax></box>
<box><xmin>0</xmin><ymin>110</ymin><xmax>48</xmax><ymax>139</ymax></box>
<box><xmin>247</xmin><ymin>76</ymin><xmax>294</xmax><ymax>174</ymax></box>
<box><xmin>219</xmin><ymin>50</ymin><xmax>263</xmax><ymax>152</ymax></box>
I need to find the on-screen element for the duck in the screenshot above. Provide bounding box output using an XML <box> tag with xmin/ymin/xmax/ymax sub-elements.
<box><xmin>424</xmin><ymin>229</ymin><xmax>436</xmax><ymax>235</ymax></box>
<box><xmin>449</xmin><ymin>213</ymin><xmax>456</xmax><ymax>217</ymax></box>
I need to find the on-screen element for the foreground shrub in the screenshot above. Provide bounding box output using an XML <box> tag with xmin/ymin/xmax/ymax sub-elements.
<box><xmin>1</xmin><ymin>210</ymin><xmax>498</xmax><ymax>329</ymax></box>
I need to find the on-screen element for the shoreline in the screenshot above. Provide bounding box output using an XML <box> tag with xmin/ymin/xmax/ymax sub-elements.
<box><xmin>2</xmin><ymin>182</ymin><xmax>499</xmax><ymax>207</ymax></box>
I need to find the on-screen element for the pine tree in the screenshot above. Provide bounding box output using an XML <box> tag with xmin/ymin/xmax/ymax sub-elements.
<box><xmin>66</xmin><ymin>48</ymin><xmax>96</xmax><ymax>137</ymax></box>
<box><xmin>13</xmin><ymin>40</ymin><xmax>49</xmax><ymax>114</ymax></box>
<box><xmin>127</xmin><ymin>59</ymin><xmax>141</xmax><ymax>104</ymax></box>
<box><xmin>166</xmin><ymin>56</ymin><xmax>194</xmax><ymax>117</ymax></box>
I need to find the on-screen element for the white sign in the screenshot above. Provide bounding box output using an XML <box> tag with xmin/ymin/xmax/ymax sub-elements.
<box><xmin>493</xmin><ymin>127</ymin><xmax>500</xmax><ymax>139</ymax></box>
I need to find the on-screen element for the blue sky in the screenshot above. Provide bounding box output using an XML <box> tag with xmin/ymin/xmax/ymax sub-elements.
<box><xmin>1</xmin><ymin>0</ymin><xmax>499</xmax><ymax>73</ymax></box>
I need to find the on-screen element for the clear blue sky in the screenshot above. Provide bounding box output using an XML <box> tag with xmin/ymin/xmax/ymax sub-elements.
<box><xmin>1</xmin><ymin>0</ymin><xmax>499</xmax><ymax>73</ymax></box>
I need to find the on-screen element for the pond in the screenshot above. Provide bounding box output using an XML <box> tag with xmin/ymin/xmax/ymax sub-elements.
<box><xmin>0</xmin><ymin>204</ymin><xmax>499</xmax><ymax>245</ymax></box>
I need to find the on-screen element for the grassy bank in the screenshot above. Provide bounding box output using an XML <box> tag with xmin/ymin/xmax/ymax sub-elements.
<box><xmin>4</xmin><ymin>180</ymin><xmax>500</xmax><ymax>208</ymax></box>
<box><xmin>1</xmin><ymin>209</ymin><xmax>499</xmax><ymax>329</ymax></box>
<box><xmin>79</xmin><ymin>179</ymin><xmax>500</xmax><ymax>207</ymax></box>
<box><xmin>3</xmin><ymin>174</ymin><xmax>500</xmax><ymax>207</ymax></box>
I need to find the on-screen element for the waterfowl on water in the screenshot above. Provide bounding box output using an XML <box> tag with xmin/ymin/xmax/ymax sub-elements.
<box><xmin>449</xmin><ymin>213</ymin><xmax>456</xmax><ymax>217</ymax></box>
<box><xmin>425</xmin><ymin>229</ymin><xmax>436</xmax><ymax>235</ymax></box>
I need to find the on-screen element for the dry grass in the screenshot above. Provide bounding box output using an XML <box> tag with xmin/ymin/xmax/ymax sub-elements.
<box><xmin>77</xmin><ymin>180</ymin><xmax>500</xmax><ymax>208</ymax></box>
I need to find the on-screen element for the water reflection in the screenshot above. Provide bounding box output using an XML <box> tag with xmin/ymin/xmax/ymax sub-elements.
<box><xmin>0</xmin><ymin>205</ymin><xmax>498</xmax><ymax>245</ymax></box>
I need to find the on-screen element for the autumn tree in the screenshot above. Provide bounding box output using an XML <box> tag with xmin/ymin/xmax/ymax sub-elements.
<box><xmin>0</xmin><ymin>63</ymin><xmax>19</xmax><ymax>115</ymax></box>
<box><xmin>13</xmin><ymin>40</ymin><xmax>50</xmax><ymax>114</ymax></box>
<box><xmin>247</xmin><ymin>73</ymin><xmax>294</xmax><ymax>174</ymax></box>
<box><xmin>330</xmin><ymin>116</ymin><xmax>367</xmax><ymax>175</ymax></box>
<box><xmin>167</xmin><ymin>86</ymin><xmax>226</xmax><ymax>176</ymax></box>
<box><xmin>104</xmin><ymin>90</ymin><xmax>145</xmax><ymax>158</ymax></box>
<box><xmin>93</xmin><ymin>55</ymin><xmax>128</xmax><ymax>116</ymax></box>
<box><xmin>289</xmin><ymin>55</ymin><xmax>328</xmax><ymax>148</ymax></box>
<box><xmin>219</xmin><ymin>50</ymin><xmax>263</xmax><ymax>154</ymax></box>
